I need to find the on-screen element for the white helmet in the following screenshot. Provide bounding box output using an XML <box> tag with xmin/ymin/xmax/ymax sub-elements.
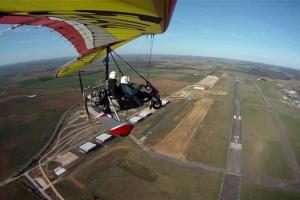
<box><xmin>120</xmin><ymin>76</ymin><xmax>129</xmax><ymax>84</ymax></box>
<box><xmin>109</xmin><ymin>71</ymin><xmax>117</xmax><ymax>79</ymax></box>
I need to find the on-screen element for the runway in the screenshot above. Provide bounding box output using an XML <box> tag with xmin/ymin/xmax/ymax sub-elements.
<box><xmin>219</xmin><ymin>77</ymin><xmax>242</xmax><ymax>200</ymax></box>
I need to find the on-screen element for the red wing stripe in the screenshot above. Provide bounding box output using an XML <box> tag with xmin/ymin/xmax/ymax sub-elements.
<box><xmin>0</xmin><ymin>15</ymin><xmax>89</xmax><ymax>55</ymax></box>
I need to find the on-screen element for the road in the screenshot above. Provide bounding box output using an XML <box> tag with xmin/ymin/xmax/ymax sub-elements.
<box><xmin>219</xmin><ymin>77</ymin><xmax>242</xmax><ymax>200</ymax></box>
<box><xmin>24</xmin><ymin>172</ymin><xmax>52</xmax><ymax>200</ymax></box>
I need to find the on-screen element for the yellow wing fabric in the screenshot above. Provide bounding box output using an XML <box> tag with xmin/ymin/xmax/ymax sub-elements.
<box><xmin>0</xmin><ymin>0</ymin><xmax>176</xmax><ymax>77</ymax></box>
<box><xmin>56</xmin><ymin>40</ymin><xmax>134</xmax><ymax>77</ymax></box>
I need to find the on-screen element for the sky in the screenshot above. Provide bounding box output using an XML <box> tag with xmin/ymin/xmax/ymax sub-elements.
<box><xmin>0</xmin><ymin>0</ymin><xmax>300</xmax><ymax>69</ymax></box>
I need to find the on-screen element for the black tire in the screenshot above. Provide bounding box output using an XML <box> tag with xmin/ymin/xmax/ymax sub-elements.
<box><xmin>152</xmin><ymin>99</ymin><xmax>162</xmax><ymax>110</ymax></box>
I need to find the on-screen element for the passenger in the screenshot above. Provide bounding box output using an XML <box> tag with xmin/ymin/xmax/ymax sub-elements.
<box><xmin>120</xmin><ymin>76</ymin><xmax>143</xmax><ymax>106</ymax></box>
<box><xmin>108</xmin><ymin>71</ymin><xmax>123</xmax><ymax>99</ymax></box>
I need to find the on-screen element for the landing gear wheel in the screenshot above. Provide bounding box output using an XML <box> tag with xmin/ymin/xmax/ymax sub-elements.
<box><xmin>151</xmin><ymin>99</ymin><xmax>162</xmax><ymax>110</ymax></box>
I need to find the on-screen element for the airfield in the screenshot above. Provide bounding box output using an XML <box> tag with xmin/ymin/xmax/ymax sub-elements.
<box><xmin>1</xmin><ymin>56</ymin><xmax>300</xmax><ymax>199</ymax></box>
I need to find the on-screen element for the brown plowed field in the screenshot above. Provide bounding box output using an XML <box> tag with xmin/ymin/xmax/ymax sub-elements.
<box><xmin>67</xmin><ymin>176</ymin><xmax>85</xmax><ymax>190</ymax></box>
<box><xmin>197</xmin><ymin>75</ymin><xmax>219</xmax><ymax>89</ymax></box>
<box><xmin>0</xmin><ymin>149</ymin><xmax>13</xmax><ymax>181</ymax></box>
<box><xmin>151</xmin><ymin>79</ymin><xmax>189</xmax><ymax>94</ymax></box>
<box><xmin>154</xmin><ymin>98</ymin><xmax>213</xmax><ymax>159</ymax></box>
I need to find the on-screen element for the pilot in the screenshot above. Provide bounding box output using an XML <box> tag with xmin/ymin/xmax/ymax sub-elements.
<box><xmin>108</xmin><ymin>71</ymin><xmax>123</xmax><ymax>99</ymax></box>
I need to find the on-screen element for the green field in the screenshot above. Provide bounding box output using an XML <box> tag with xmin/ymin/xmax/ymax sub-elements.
<box><xmin>0</xmin><ymin>92</ymin><xmax>70</xmax><ymax>180</ymax></box>
<box><xmin>0</xmin><ymin>181</ymin><xmax>37</xmax><ymax>200</ymax></box>
<box><xmin>242</xmin><ymin>104</ymin><xmax>293</xmax><ymax>179</ymax></box>
<box><xmin>209</xmin><ymin>74</ymin><xmax>235</xmax><ymax>100</ymax></box>
<box><xmin>0</xmin><ymin>107</ymin><xmax>65</xmax><ymax>169</ymax></box>
<box><xmin>132</xmin><ymin>99</ymin><xmax>186</xmax><ymax>139</ymax></box>
<box><xmin>19</xmin><ymin>71</ymin><xmax>105</xmax><ymax>89</ymax></box>
<box><xmin>55</xmin><ymin>140</ymin><xmax>223</xmax><ymax>200</ymax></box>
<box><xmin>255</xmin><ymin>79</ymin><xmax>281</xmax><ymax>100</ymax></box>
<box><xmin>178</xmin><ymin>73</ymin><xmax>205</xmax><ymax>83</ymax></box>
<box><xmin>241</xmin><ymin>178</ymin><xmax>300</xmax><ymax>200</ymax></box>
<box><xmin>186</xmin><ymin>99</ymin><xmax>233</xmax><ymax>167</ymax></box>
<box><xmin>255</xmin><ymin>79</ymin><xmax>289</xmax><ymax>109</ymax></box>
<box><xmin>240</xmin><ymin>78</ymin><xmax>264</xmax><ymax>105</ymax></box>
<box><xmin>253</xmin><ymin>78</ymin><xmax>300</xmax><ymax>167</ymax></box>
<box><xmin>144</xmin><ymin>100</ymin><xmax>194</xmax><ymax>146</ymax></box>
<box><xmin>277</xmin><ymin>109</ymin><xmax>300</xmax><ymax>166</ymax></box>
<box><xmin>0</xmin><ymin>74</ymin><xmax>15</xmax><ymax>85</ymax></box>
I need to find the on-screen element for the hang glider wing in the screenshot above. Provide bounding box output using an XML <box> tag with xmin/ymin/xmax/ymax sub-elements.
<box><xmin>0</xmin><ymin>0</ymin><xmax>176</xmax><ymax>77</ymax></box>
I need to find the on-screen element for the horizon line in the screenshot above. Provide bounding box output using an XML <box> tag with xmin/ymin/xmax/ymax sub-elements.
<box><xmin>0</xmin><ymin>53</ymin><xmax>298</xmax><ymax>71</ymax></box>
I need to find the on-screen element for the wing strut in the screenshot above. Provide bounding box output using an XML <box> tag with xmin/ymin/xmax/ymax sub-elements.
<box><xmin>102</xmin><ymin>46</ymin><xmax>121</xmax><ymax>121</ymax></box>
<box><xmin>103</xmin><ymin>47</ymin><xmax>110</xmax><ymax>89</ymax></box>
<box><xmin>78</xmin><ymin>71</ymin><xmax>91</xmax><ymax>121</ymax></box>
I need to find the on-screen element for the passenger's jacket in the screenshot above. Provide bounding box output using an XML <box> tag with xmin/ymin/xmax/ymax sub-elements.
<box><xmin>120</xmin><ymin>83</ymin><xmax>137</xmax><ymax>97</ymax></box>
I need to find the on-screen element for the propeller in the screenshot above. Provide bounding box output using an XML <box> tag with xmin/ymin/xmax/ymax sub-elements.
<box><xmin>78</xmin><ymin>71</ymin><xmax>91</xmax><ymax>121</ymax></box>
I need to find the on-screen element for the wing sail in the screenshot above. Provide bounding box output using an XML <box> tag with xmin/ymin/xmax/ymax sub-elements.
<box><xmin>0</xmin><ymin>0</ymin><xmax>176</xmax><ymax>77</ymax></box>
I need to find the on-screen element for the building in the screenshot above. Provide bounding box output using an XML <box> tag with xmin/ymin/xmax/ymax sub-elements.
<box><xmin>193</xmin><ymin>86</ymin><xmax>205</xmax><ymax>90</ymax></box>
<box><xmin>96</xmin><ymin>133</ymin><xmax>113</xmax><ymax>143</ymax></box>
<box><xmin>79</xmin><ymin>142</ymin><xmax>98</xmax><ymax>153</ymax></box>
<box><xmin>54</xmin><ymin>167</ymin><xmax>66</xmax><ymax>176</ymax></box>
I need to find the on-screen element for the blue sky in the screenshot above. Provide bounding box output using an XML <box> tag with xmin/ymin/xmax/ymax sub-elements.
<box><xmin>1</xmin><ymin>0</ymin><xmax>300</xmax><ymax>69</ymax></box>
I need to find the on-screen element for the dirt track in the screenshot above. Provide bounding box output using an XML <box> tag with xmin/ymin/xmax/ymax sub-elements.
<box><xmin>209</xmin><ymin>91</ymin><xmax>227</xmax><ymax>96</ymax></box>
<box><xmin>197</xmin><ymin>75</ymin><xmax>219</xmax><ymax>89</ymax></box>
<box><xmin>154</xmin><ymin>98</ymin><xmax>213</xmax><ymax>159</ymax></box>
<box><xmin>67</xmin><ymin>176</ymin><xmax>85</xmax><ymax>190</ymax></box>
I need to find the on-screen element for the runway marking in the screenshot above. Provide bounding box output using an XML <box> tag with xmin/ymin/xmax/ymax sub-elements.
<box><xmin>230</xmin><ymin>142</ymin><xmax>242</xmax><ymax>150</ymax></box>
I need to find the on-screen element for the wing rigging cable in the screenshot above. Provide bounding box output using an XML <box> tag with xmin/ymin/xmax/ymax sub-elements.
<box><xmin>147</xmin><ymin>34</ymin><xmax>155</xmax><ymax>80</ymax></box>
